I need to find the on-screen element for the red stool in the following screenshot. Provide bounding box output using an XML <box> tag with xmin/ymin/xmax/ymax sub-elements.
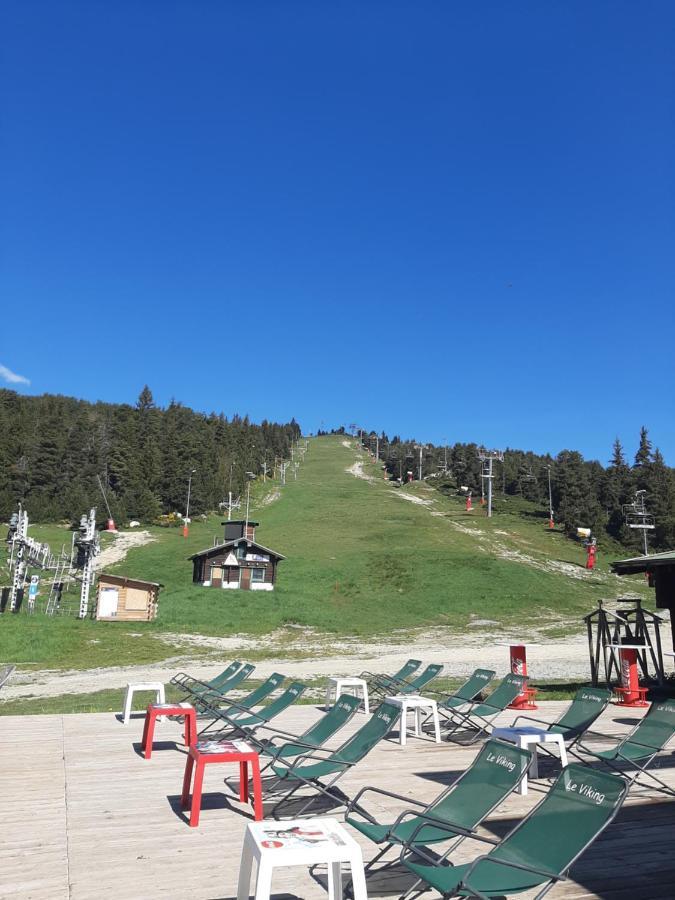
<box><xmin>142</xmin><ymin>702</ymin><xmax>197</xmax><ymax>759</ymax></box>
<box><xmin>181</xmin><ymin>738</ymin><xmax>263</xmax><ymax>827</ymax></box>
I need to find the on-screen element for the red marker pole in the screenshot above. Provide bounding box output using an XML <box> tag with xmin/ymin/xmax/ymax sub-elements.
<box><xmin>466</xmin><ymin>494</ymin><xmax>472</xmax><ymax>512</ymax></box>
<box><xmin>586</xmin><ymin>543</ymin><xmax>597</xmax><ymax>570</ymax></box>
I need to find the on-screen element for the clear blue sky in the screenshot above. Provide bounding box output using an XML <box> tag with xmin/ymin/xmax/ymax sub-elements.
<box><xmin>2</xmin><ymin>2</ymin><xmax>674</xmax><ymax>464</ymax></box>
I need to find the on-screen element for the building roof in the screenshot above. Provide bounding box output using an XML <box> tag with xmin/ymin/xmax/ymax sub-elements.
<box><xmin>611</xmin><ymin>549</ymin><xmax>675</xmax><ymax>576</ymax></box>
<box><xmin>220</xmin><ymin>520</ymin><xmax>260</xmax><ymax>527</ymax></box>
<box><xmin>188</xmin><ymin>537</ymin><xmax>285</xmax><ymax>562</ymax></box>
<box><xmin>98</xmin><ymin>572</ymin><xmax>163</xmax><ymax>588</ymax></box>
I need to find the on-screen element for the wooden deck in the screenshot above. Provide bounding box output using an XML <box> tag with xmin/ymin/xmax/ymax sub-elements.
<box><xmin>1</xmin><ymin>701</ymin><xmax>674</xmax><ymax>899</ymax></box>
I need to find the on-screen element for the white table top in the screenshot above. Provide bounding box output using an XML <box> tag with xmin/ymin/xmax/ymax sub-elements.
<box><xmin>246</xmin><ymin>817</ymin><xmax>359</xmax><ymax>861</ymax></box>
<box><xmin>385</xmin><ymin>694</ymin><xmax>437</xmax><ymax>707</ymax></box>
<box><xmin>493</xmin><ymin>726</ymin><xmax>557</xmax><ymax>741</ymax></box>
<box><xmin>328</xmin><ymin>676</ymin><xmax>367</xmax><ymax>684</ymax></box>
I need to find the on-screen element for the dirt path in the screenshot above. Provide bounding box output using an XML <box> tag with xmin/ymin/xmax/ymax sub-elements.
<box><xmin>2</xmin><ymin>625</ymin><xmax>609</xmax><ymax>701</ymax></box>
<box><xmin>95</xmin><ymin>530</ymin><xmax>156</xmax><ymax>570</ymax></box>
<box><xmin>345</xmin><ymin>460</ymin><xmax>377</xmax><ymax>483</ymax></box>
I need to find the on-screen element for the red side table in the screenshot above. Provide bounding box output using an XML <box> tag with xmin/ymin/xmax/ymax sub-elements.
<box><xmin>181</xmin><ymin>738</ymin><xmax>263</xmax><ymax>827</ymax></box>
<box><xmin>142</xmin><ymin>702</ymin><xmax>197</xmax><ymax>759</ymax></box>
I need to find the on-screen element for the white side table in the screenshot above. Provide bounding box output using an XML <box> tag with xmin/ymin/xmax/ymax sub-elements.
<box><xmin>122</xmin><ymin>681</ymin><xmax>165</xmax><ymax>725</ymax></box>
<box><xmin>492</xmin><ymin>726</ymin><xmax>568</xmax><ymax>795</ymax></box>
<box><xmin>385</xmin><ymin>695</ymin><xmax>441</xmax><ymax>746</ymax></box>
<box><xmin>236</xmin><ymin>817</ymin><xmax>368</xmax><ymax>900</ymax></box>
<box><xmin>325</xmin><ymin>677</ymin><xmax>369</xmax><ymax>714</ymax></box>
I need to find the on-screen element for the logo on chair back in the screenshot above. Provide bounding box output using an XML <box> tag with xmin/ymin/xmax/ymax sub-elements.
<box><xmin>655</xmin><ymin>703</ymin><xmax>675</xmax><ymax>715</ymax></box>
<box><xmin>486</xmin><ymin>749</ymin><xmax>517</xmax><ymax>773</ymax></box>
<box><xmin>477</xmin><ymin>672</ymin><xmax>490</xmax><ymax>681</ymax></box>
<box><xmin>580</xmin><ymin>691</ymin><xmax>603</xmax><ymax>704</ymax></box>
<box><xmin>565</xmin><ymin>778</ymin><xmax>606</xmax><ymax>806</ymax></box>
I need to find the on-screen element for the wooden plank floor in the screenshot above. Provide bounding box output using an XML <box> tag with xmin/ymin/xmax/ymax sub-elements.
<box><xmin>1</xmin><ymin>701</ymin><xmax>674</xmax><ymax>899</ymax></box>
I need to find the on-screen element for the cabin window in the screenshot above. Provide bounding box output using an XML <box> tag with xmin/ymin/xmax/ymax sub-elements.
<box><xmin>236</xmin><ymin>543</ymin><xmax>247</xmax><ymax>560</ymax></box>
<box><xmin>251</xmin><ymin>568</ymin><xmax>265</xmax><ymax>583</ymax></box>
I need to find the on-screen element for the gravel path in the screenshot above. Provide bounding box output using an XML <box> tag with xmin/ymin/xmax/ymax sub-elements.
<box><xmin>2</xmin><ymin>626</ymin><xmax>607</xmax><ymax>701</ymax></box>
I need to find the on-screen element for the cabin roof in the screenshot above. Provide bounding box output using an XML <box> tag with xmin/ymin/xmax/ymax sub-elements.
<box><xmin>220</xmin><ymin>520</ymin><xmax>259</xmax><ymax>527</ymax></box>
<box><xmin>97</xmin><ymin>573</ymin><xmax>163</xmax><ymax>588</ymax></box>
<box><xmin>188</xmin><ymin>537</ymin><xmax>285</xmax><ymax>561</ymax></box>
<box><xmin>611</xmin><ymin>549</ymin><xmax>675</xmax><ymax>575</ymax></box>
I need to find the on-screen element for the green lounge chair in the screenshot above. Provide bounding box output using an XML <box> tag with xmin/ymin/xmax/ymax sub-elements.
<box><xmin>345</xmin><ymin>738</ymin><xmax>531</xmax><ymax>884</ymax></box>
<box><xmin>510</xmin><ymin>686</ymin><xmax>611</xmax><ymax>751</ymax></box>
<box><xmin>434</xmin><ymin>669</ymin><xmax>497</xmax><ymax>724</ymax></box>
<box><xmin>401</xmin><ymin>763</ymin><xmax>629</xmax><ymax>898</ymax></box>
<box><xmin>363</xmin><ymin>659</ymin><xmax>423</xmax><ymax>697</ymax></box>
<box><xmin>198</xmin><ymin>671</ymin><xmax>286</xmax><ymax>725</ymax></box>
<box><xmin>573</xmin><ymin>698</ymin><xmax>675</xmax><ymax>796</ymax></box>
<box><xmin>267</xmin><ymin>700</ymin><xmax>402</xmax><ymax>819</ymax></box>
<box><xmin>256</xmin><ymin>694</ymin><xmax>362</xmax><ymax>771</ymax></box>
<box><xmin>443</xmin><ymin>674</ymin><xmax>528</xmax><ymax>744</ymax></box>
<box><xmin>176</xmin><ymin>662</ymin><xmax>255</xmax><ymax>704</ymax></box>
<box><xmin>389</xmin><ymin>663</ymin><xmax>444</xmax><ymax>697</ymax></box>
<box><xmin>207</xmin><ymin>681</ymin><xmax>307</xmax><ymax>738</ymax></box>
<box><xmin>171</xmin><ymin>660</ymin><xmax>242</xmax><ymax>694</ymax></box>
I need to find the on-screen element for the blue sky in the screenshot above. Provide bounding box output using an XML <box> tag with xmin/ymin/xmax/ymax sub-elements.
<box><xmin>2</xmin><ymin>2</ymin><xmax>674</xmax><ymax>464</ymax></box>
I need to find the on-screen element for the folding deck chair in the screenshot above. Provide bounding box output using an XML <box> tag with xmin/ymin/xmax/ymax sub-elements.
<box><xmin>197</xmin><ymin>672</ymin><xmax>286</xmax><ymax>730</ymax></box>
<box><xmin>345</xmin><ymin>738</ymin><xmax>531</xmax><ymax>884</ymax></box>
<box><xmin>443</xmin><ymin>674</ymin><xmax>528</xmax><ymax>744</ymax></box>
<box><xmin>171</xmin><ymin>659</ymin><xmax>242</xmax><ymax>694</ymax></box>
<box><xmin>509</xmin><ymin>686</ymin><xmax>611</xmax><ymax>752</ymax></box>
<box><xmin>255</xmin><ymin>694</ymin><xmax>362</xmax><ymax>772</ymax></box>
<box><xmin>572</xmin><ymin>698</ymin><xmax>675</xmax><ymax>796</ymax></box>
<box><xmin>266</xmin><ymin>700</ymin><xmax>402</xmax><ymax>819</ymax></box>
<box><xmin>362</xmin><ymin>659</ymin><xmax>423</xmax><ymax>698</ymax></box>
<box><xmin>173</xmin><ymin>662</ymin><xmax>255</xmax><ymax>704</ymax></box>
<box><xmin>387</xmin><ymin>663</ymin><xmax>444</xmax><ymax>697</ymax></box>
<box><xmin>433</xmin><ymin>669</ymin><xmax>497</xmax><ymax>725</ymax></box>
<box><xmin>203</xmin><ymin>681</ymin><xmax>307</xmax><ymax>739</ymax></box>
<box><xmin>400</xmin><ymin>763</ymin><xmax>629</xmax><ymax>899</ymax></box>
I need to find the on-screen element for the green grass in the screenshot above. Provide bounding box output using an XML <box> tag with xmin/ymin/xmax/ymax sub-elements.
<box><xmin>1</xmin><ymin>436</ymin><xmax>650</xmax><ymax>675</ymax></box>
<box><xmin>0</xmin><ymin>677</ymin><xmax>591</xmax><ymax>716</ymax></box>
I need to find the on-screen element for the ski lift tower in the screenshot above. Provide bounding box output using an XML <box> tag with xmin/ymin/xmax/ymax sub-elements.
<box><xmin>6</xmin><ymin>506</ymin><xmax>29</xmax><ymax>611</ymax></box>
<box><xmin>623</xmin><ymin>490</ymin><xmax>655</xmax><ymax>556</ymax></box>
<box><xmin>74</xmin><ymin>508</ymin><xmax>100</xmax><ymax>618</ymax></box>
<box><xmin>477</xmin><ymin>448</ymin><xmax>504</xmax><ymax>518</ymax></box>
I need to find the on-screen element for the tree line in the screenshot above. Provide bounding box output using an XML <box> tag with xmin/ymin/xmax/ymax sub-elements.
<box><xmin>358</xmin><ymin>427</ymin><xmax>675</xmax><ymax>551</ymax></box>
<box><xmin>0</xmin><ymin>387</ymin><xmax>301</xmax><ymax>523</ymax></box>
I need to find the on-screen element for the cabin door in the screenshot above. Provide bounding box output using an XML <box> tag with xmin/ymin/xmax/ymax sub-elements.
<box><xmin>240</xmin><ymin>567</ymin><xmax>251</xmax><ymax>590</ymax></box>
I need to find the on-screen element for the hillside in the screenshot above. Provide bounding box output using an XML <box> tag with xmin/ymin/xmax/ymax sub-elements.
<box><xmin>1</xmin><ymin>436</ymin><xmax>651</xmax><ymax>693</ymax></box>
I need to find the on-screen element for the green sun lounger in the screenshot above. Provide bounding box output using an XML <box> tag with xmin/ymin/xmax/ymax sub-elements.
<box><xmin>573</xmin><ymin>698</ymin><xmax>675</xmax><ymax>796</ymax></box>
<box><xmin>345</xmin><ymin>738</ymin><xmax>531</xmax><ymax>882</ymax></box>
<box><xmin>510</xmin><ymin>686</ymin><xmax>611</xmax><ymax>750</ymax></box>
<box><xmin>443</xmin><ymin>673</ymin><xmax>528</xmax><ymax>744</ymax></box>
<box><xmin>401</xmin><ymin>763</ymin><xmax>629</xmax><ymax>898</ymax></box>
<box><xmin>388</xmin><ymin>663</ymin><xmax>444</xmax><ymax>697</ymax></box>
<box><xmin>256</xmin><ymin>694</ymin><xmax>362</xmax><ymax>770</ymax></box>
<box><xmin>175</xmin><ymin>661</ymin><xmax>255</xmax><ymax>704</ymax></box>
<box><xmin>206</xmin><ymin>681</ymin><xmax>306</xmax><ymax>737</ymax></box>
<box><xmin>171</xmin><ymin>660</ymin><xmax>242</xmax><ymax>694</ymax></box>
<box><xmin>362</xmin><ymin>659</ymin><xmax>423</xmax><ymax>697</ymax></box>
<box><xmin>198</xmin><ymin>672</ymin><xmax>286</xmax><ymax>729</ymax></box>
<box><xmin>435</xmin><ymin>669</ymin><xmax>497</xmax><ymax>721</ymax></box>
<box><xmin>267</xmin><ymin>700</ymin><xmax>402</xmax><ymax>819</ymax></box>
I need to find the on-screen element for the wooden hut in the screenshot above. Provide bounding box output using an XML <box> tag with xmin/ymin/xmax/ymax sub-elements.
<box><xmin>95</xmin><ymin>573</ymin><xmax>160</xmax><ymax>621</ymax></box>
<box><xmin>189</xmin><ymin>520</ymin><xmax>284</xmax><ymax>591</ymax></box>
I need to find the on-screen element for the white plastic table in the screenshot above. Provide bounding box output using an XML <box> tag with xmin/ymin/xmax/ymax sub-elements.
<box><xmin>122</xmin><ymin>681</ymin><xmax>165</xmax><ymax>725</ymax></box>
<box><xmin>492</xmin><ymin>726</ymin><xmax>568</xmax><ymax>795</ymax></box>
<box><xmin>325</xmin><ymin>677</ymin><xmax>369</xmax><ymax>714</ymax></box>
<box><xmin>385</xmin><ymin>694</ymin><xmax>441</xmax><ymax>746</ymax></box>
<box><xmin>236</xmin><ymin>817</ymin><xmax>367</xmax><ymax>900</ymax></box>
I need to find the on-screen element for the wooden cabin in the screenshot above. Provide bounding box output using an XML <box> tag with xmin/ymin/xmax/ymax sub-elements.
<box><xmin>95</xmin><ymin>574</ymin><xmax>160</xmax><ymax>621</ymax></box>
<box><xmin>189</xmin><ymin>520</ymin><xmax>284</xmax><ymax>592</ymax></box>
